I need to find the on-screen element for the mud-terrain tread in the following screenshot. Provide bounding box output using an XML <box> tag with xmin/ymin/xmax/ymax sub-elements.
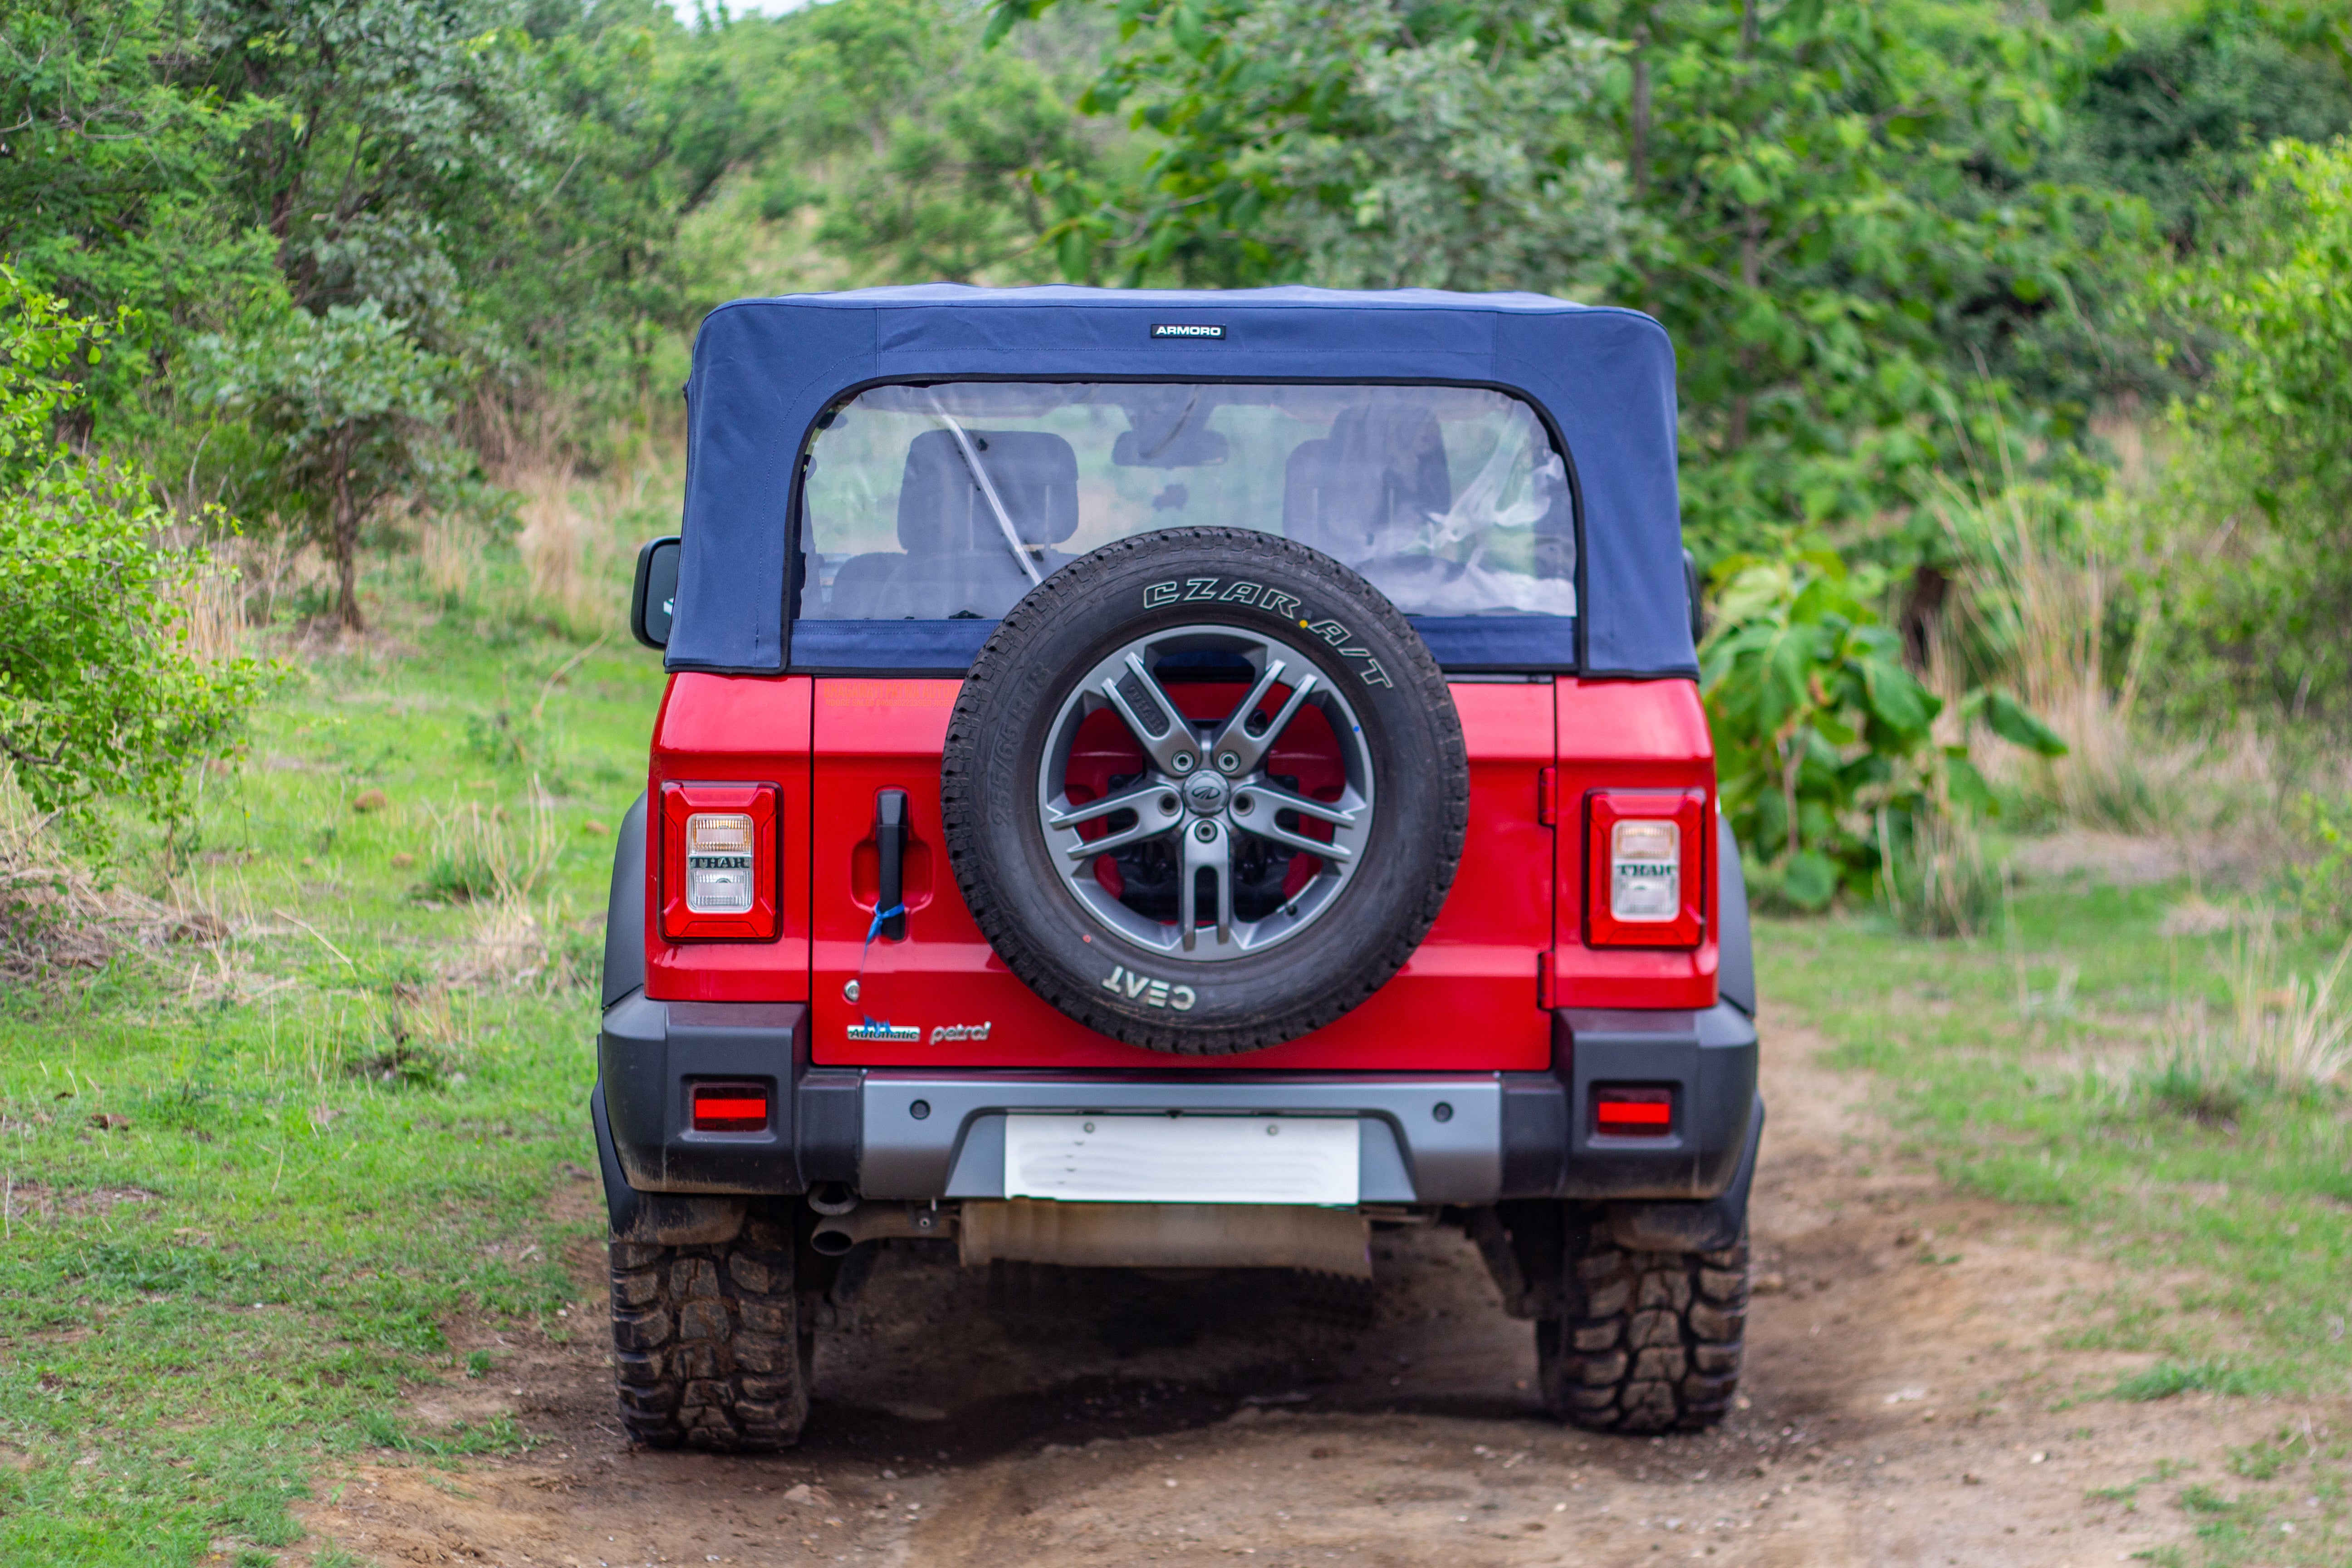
<box><xmin>1537</xmin><ymin>1230</ymin><xmax>1749</xmax><ymax>1435</ymax></box>
<box><xmin>941</xmin><ymin>527</ymin><xmax>1470</xmax><ymax>1054</ymax></box>
<box><xmin>607</xmin><ymin>1215</ymin><xmax>811</xmax><ymax>1451</ymax></box>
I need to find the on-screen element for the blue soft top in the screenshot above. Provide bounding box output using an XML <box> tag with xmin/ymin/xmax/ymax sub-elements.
<box><xmin>668</xmin><ymin>284</ymin><xmax>1695</xmax><ymax>680</ymax></box>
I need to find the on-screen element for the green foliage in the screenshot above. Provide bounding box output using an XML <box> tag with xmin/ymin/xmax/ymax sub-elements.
<box><xmin>750</xmin><ymin>0</ymin><xmax>1110</xmax><ymax>285</ymax></box>
<box><xmin>0</xmin><ymin>270</ymin><xmax>263</xmax><ymax>847</ymax></box>
<box><xmin>2281</xmin><ymin>793</ymin><xmax>2352</xmax><ymax>933</ymax></box>
<box><xmin>196</xmin><ymin>302</ymin><xmax>458</xmax><ymax>630</ymax></box>
<box><xmin>1003</xmin><ymin>0</ymin><xmax>2129</xmax><ymax>559</ymax></box>
<box><xmin>1609</xmin><ymin>0</ymin><xmax>2124</xmax><ymax>557</ymax></box>
<box><xmin>0</xmin><ymin>0</ymin><xmax>284</xmax><ymax>426</ymax></box>
<box><xmin>2055</xmin><ymin>2</ymin><xmax>2352</xmax><ymax>254</ymax></box>
<box><xmin>1027</xmin><ymin>0</ymin><xmax>1631</xmax><ymax>293</ymax></box>
<box><xmin>2144</xmin><ymin>136</ymin><xmax>2352</xmax><ymax>725</ymax></box>
<box><xmin>1700</xmin><ymin>551</ymin><xmax>1947</xmax><ymax>907</ymax></box>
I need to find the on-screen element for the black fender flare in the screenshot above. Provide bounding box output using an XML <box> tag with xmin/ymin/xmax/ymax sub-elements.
<box><xmin>601</xmin><ymin>793</ymin><xmax>647</xmax><ymax>1010</ymax></box>
<box><xmin>1715</xmin><ymin>813</ymin><xmax>1755</xmax><ymax>1017</ymax></box>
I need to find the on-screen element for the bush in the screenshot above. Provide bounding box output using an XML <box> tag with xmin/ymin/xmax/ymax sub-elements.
<box><xmin>0</xmin><ymin>269</ymin><xmax>264</xmax><ymax>853</ymax></box>
<box><xmin>2144</xmin><ymin>137</ymin><xmax>2352</xmax><ymax>726</ymax></box>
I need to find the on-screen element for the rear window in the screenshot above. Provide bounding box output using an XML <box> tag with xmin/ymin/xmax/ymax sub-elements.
<box><xmin>797</xmin><ymin>382</ymin><xmax>1576</xmax><ymax>622</ymax></box>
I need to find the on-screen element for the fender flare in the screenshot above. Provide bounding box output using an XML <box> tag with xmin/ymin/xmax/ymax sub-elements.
<box><xmin>601</xmin><ymin>793</ymin><xmax>647</xmax><ymax>1010</ymax></box>
<box><xmin>1715</xmin><ymin>814</ymin><xmax>1755</xmax><ymax>1017</ymax></box>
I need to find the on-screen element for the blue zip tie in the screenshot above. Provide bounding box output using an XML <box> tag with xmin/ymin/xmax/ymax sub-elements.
<box><xmin>856</xmin><ymin>903</ymin><xmax>907</xmax><ymax>1029</ymax></box>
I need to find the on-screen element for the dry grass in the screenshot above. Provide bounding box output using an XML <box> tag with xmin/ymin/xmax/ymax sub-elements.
<box><xmin>416</xmin><ymin>785</ymin><xmax>558</xmax><ymax>907</ymax></box>
<box><xmin>513</xmin><ymin>462</ymin><xmax>594</xmax><ymax>625</ymax></box>
<box><xmin>0</xmin><ymin>770</ymin><xmax>259</xmax><ymax>991</ymax></box>
<box><xmin>2164</xmin><ymin>915</ymin><xmax>2352</xmax><ymax>1093</ymax></box>
<box><xmin>1927</xmin><ymin>471</ymin><xmax>2180</xmax><ymax>829</ymax></box>
<box><xmin>419</xmin><ymin>516</ymin><xmax>483</xmax><ymax>602</ymax></box>
<box><xmin>1878</xmin><ymin>805</ymin><xmax>2001</xmax><ymax>936</ymax></box>
<box><xmin>229</xmin><ymin>529</ymin><xmax>335</xmax><ymax>628</ymax></box>
<box><xmin>450</xmin><ymin>895</ymin><xmax>554</xmax><ymax>990</ymax></box>
<box><xmin>169</xmin><ymin>559</ymin><xmax>247</xmax><ymax>665</ymax></box>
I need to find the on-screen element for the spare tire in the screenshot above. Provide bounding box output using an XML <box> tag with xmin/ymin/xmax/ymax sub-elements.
<box><xmin>940</xmin><ymin>527</ymin><xmax>1469</xmax><ymax>1054</ymax></box>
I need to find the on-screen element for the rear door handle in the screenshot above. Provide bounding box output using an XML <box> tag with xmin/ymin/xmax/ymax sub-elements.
<box><xmin>875</xmin><ymin>789</ymin><xmax>908</xmax><ymax>941</ymax></box>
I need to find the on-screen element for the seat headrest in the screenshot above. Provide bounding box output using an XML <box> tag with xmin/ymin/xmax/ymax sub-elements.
<box><xmin>898</xmin><ymin>429</ymin><xmax>1080</xmax><ymax>553</ymax></box>
<box><xmin>1282</xmin><ymin>407</ymin><xmax>1450</xmax><ymax>559</ymax></box>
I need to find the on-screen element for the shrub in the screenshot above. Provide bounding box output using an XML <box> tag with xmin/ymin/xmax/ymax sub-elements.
<box><xmin>1703</xmin><ymin>551</ymin><xmax>2060</xmax><ymax>911</ymax></box>
<box><xmin>2144</xmin><ymin>137</ymin><xmax>2352</xmax><ymax>726</ymax></box>
<box><xmin>0</xmin><ymin>268</ymin><xmax>265</xmax><ymax>853</ymax></box>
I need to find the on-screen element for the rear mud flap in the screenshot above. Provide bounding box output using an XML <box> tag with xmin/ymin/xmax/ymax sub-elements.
<box><xmin>590</xmin><ymin>1080</ymin><xmax>746</xmax><ymax>1246</ymax></box>
<box><xmin>1604</xmin><ymin>1095</ymin><xmax>1764</xmax><ymax>1253</ymax></box>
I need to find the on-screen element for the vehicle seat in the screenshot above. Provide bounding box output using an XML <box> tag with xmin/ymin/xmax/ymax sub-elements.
<box><xmin>886</xmin><ymin>429</ymin><xmax>1080</xmax><ymax>618</ymax></box>
<box><xmin>1282</xmin><ymin>405</ymin><xmax>1451</xmax><ymax>563</ymax></box>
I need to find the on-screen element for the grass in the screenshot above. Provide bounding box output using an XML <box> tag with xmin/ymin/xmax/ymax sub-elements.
<box><xmin>1763</xmin><ymin>882</ymin><xmax>2352</xmax><ymax>1392</ymax></box>
<box><xmin>3</xmin><ymin>458</ymin><xmax>2347</xmax><ymax>1560</ymax></box>
<box><xmin>0</xmin><ymin>533</ymin><xmax>667</xmax><ymax>1563</ymax></box>
<box><xmin>1763</xmin><ymin>878</ymin><xmax>2352</xmax><ymax>1565</ymax></box>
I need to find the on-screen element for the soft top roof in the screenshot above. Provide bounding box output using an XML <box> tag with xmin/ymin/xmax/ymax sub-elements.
<box><xmin>668</xmin><ymin>284</ymin><xmax>1695</xmax><ymax>680</ymax></box>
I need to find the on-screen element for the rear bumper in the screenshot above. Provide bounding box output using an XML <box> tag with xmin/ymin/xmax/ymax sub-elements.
<box><xmin>597</xmin><ymin>991</ymin><xmax>1759</xmax><ymax>1207</ymax></box>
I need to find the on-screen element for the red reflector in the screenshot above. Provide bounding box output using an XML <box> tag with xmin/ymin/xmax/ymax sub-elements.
<box><xmin>692</xmin><ymin>1092</ymin><xmax>768</xmax><ymax>1132</ymax></box>
<box><xmin>1595</xmin><ymin>1089</ymin><xmax>1672</xmax><ymax>1136</ymax></box>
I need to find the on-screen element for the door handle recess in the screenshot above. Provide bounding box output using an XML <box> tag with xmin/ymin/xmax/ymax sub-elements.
<box><xmin>875</xmin><ymin>789</ymin><xmax>908</xmax><ymax>941</ymax></box>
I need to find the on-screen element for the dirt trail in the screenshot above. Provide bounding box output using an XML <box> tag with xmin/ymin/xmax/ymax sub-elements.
<box><xmin>301</xmin><ymin>1011</ymin><xmax>2337</xmax><ymax>1567</ymax></box>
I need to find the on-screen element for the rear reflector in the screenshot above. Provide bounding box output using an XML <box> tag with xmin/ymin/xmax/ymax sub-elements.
<box><xmin>692</xmin><ymin>1087</ymin><xmax>769</xmax><ymax>1133</ymax></box>
<box><xmin>1594</xmin><ymin>1088</ymin><xmax>1672</xmax><ymax>1137</ymax></box>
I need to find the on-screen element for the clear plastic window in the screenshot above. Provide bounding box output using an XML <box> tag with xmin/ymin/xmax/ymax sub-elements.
<box><xmin>798</xmin><ymin>382</ymin><xmax>1575</xmax><ymax>621</ymax></box>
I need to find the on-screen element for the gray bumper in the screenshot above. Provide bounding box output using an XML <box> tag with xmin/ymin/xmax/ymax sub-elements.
<box><xmin>596</xmin><ymin>990</ymin><xmax>1759</xmax><ymax>1207</ymax></box>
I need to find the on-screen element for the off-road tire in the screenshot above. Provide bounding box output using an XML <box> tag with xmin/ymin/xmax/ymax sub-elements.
<box><xmin>941</xmin><ymin>526</ymin><xmax>1469</xmax><ymax>1054</ymax></box>
<box><xmin>1536</xmin><ymin>1226</ymin><xmax>1749</xmax><ymax>1435</ymax></box>
<box><xmin>608</xmin><ymin>1212</ymin><xmax>813</xmax><ymax>1450</ymax></box>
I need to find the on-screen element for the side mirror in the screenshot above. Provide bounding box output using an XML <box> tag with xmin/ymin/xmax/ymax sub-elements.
<box><xmin>631</xmin><ymin>536</ymin><xmax>681</xmax><ymax>649</ymax></box>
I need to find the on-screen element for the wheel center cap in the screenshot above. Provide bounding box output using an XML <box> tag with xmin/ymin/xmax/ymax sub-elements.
<box><xmin>1182</xmin><ymin>773</ymin><xmax>1230</xmax><ymax>816</ymax></box>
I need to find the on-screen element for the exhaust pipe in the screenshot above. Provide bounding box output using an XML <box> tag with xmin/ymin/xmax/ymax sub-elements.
<box><xmin>810</xmin><ymin>1202</ymin><xmax>955</xmax><ymax>1255</ymax></box>
<box><xmin>960</xmin><ymin>1200</ymin><xmax>1370</xmax><ymax>1278</ymax></box>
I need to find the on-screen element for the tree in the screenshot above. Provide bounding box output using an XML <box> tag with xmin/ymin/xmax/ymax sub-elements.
<box><xmin>0</xmin><ymin>0</ymin><xmax>282</xmax><ymax>436</ymax></box>
<box><xmin>195</xmin><ymin>302</ymin><xmax>456</xmax><ymax>631</ymax></box>
<box><xmin>0</xmin><ymin>269</ymin><xmax>261</xmax><ymax>847</ymax></box>
<box><xmin>744</xmin><ymin>0</ymin><xmax>1111</xmax><ymax>286</ymax></box>
<box><xmin>2145</xmin><ymin>136</ymin><xmax>2352</xmax><ymax>723</ymax></box>
<box><xmin>1012</xmin><ymin>0</ymin><xmax>1632</xmax><ymax>292</ymax></box>
<box><xmin>999</xmin><ymin>0</ymin><xmax>2115</xmax><ymax>560</ymax></box>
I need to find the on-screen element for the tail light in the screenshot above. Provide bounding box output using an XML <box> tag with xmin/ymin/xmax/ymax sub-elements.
<box><xmin>691</xmin><ymin>1082</ymin><xmax>770</xmax><ymax>1133</ymax></box>
<box><xmin>1585</xmin><ymin>789</ymin><xmax>1705</xmax><ymax>947</ymax></box>
<box><xmin>661</xmin><ymin>782</ymin><xmax>779</xmax><ymax>941</ymax></box>
<box><xmin>1593</xmin><ymin>1086</ymin><xmax>1672</xmax><ymax>1137</ymax></box>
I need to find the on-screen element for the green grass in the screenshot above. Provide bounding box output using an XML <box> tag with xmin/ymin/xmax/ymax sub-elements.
<box><xmin>1763</xmin><ymin>885</ymin><xmax>2352</xmax><ymax>1565</ymax></box>
<box><xmin>7</xmin><ymin>524</ymin><xmax>2352</xmax><ymax>1561</ymax></box>
<box><xmin>0</xmin><ymin>549</ymin><xmax>667</xmax><ymax>1563</ymax></box>
<box><xmin>1763</xmin><ymin>883</ymin><xmax>2352</xmax><ymax>1393</ymax></box>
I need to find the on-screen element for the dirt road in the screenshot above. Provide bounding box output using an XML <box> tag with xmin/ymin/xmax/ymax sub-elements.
<box><xmin>300</xmin><ymin>1014</ymin><xmax>2334</xmax><ymax>1566</ymax></box>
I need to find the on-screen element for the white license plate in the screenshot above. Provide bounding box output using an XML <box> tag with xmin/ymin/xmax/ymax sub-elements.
<box><xmin>1002</xmin><ymin>1114</ymin><xmax>1359</xmax><ymax>1205</ymax></box>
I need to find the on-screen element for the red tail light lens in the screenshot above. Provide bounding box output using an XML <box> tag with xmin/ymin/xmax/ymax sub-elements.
<box><xmin>1594</xmin><ymin>1087</ymin><xmax>1672</xmax><ymax>1137</ymax></box>
<box><xmin>1585</xmin><ymin>789</ymin><xmax>1706</xmax><ymax>948</ymax></box>
<box><xmin>661</xmin><ymin>782</ymin><xmax>779</xmax><ymax>941</ymax></box>
<box><xmin>692</xmin><ymin>1083</ymin><xmax>770</xmax><ymax>1133</ymax></box>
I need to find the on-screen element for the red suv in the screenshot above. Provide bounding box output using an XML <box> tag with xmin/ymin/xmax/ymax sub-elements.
<box><xmin>593</xmin><ymin>285</ymin><xmax>1762</xmax><ymax>1451</ymax></box>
